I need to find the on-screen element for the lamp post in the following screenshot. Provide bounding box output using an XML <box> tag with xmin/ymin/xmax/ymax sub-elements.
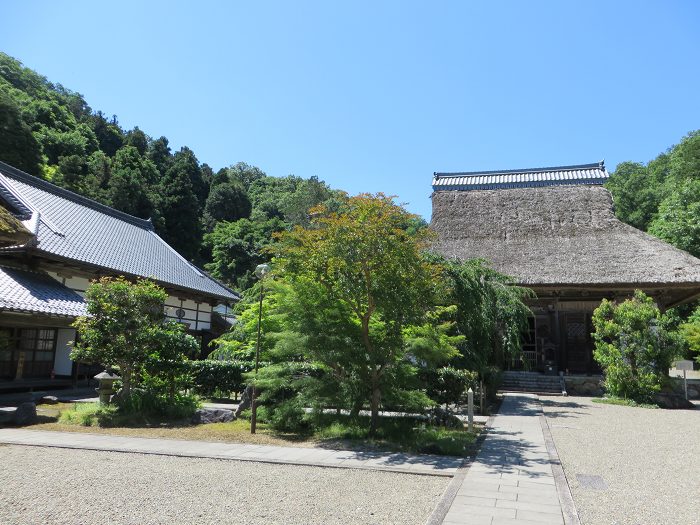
<box><xmin>250</xmin><ymin>263</ymin><xmax>270</xmax><ymax>434</ymax></box>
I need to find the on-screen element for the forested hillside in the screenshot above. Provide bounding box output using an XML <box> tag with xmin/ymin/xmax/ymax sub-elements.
<box><xmin>1</xmin><ymin>52</ymin><xmax>699</xmax><ymax>294</ymax></box>
<box><xmin>606</xmin><ymin>131</ymin><xmax>700</xmax><ymax>258</ymax></box>
<box><xmin>0</xmin><ymin>53</ymin><xmax>345</xmax><ymax>291</ymax></box>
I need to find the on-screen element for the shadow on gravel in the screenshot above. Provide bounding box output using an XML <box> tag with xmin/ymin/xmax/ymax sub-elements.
<box><xmin>539</xmin><ymin>398</ymin><xmax>589</xmax><ymax>420</ymax></box>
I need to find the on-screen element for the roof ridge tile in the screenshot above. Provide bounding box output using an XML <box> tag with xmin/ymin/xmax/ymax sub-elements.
<box><xmin>0</xmin><ymin>161</ymin><xmax>154</xmax><ymax>230</ymax></box>
<box><xmin>434</xmin><ymin>161</ymin><xmax>604</xmax><ymax>179</ymax></box>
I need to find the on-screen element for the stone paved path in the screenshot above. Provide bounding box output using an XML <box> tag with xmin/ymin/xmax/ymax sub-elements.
<box><xmin>441</xmin><ymin>394</ymin><xmax>572</xmax><ymax>525</ymax></box>
<box><xmin>0</xmin><ymin>428</ymin><xmax>462</xmax><ymax>476</ymax></box>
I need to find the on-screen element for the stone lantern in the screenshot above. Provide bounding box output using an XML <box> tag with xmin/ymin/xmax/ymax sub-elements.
<box><xmin>94</xmin><ymin>370</ymin><xmax>120</xmax><ymax>405</ymax></box>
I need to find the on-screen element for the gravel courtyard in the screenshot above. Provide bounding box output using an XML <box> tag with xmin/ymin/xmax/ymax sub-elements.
<box><xmin>0</xmin><ymin>445</ymin><xmax>448</xmax><ymax>525</ymax></box>
<box><xmin>542</xmin><ymin>396</ymin><xmax>700</xmax><ymax>525</ymax></box>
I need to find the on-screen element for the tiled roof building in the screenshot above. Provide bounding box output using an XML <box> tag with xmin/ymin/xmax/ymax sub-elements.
<box><xmin>0</xmin><ymin>161</ymin><xmax>238</xmax><ymax>384</ymax></box>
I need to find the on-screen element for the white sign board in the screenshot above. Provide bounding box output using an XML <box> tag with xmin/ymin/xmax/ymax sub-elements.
<box><xmin>675</xmin><ymin>360</ymin><xmax>694</xmax><ymax>371</ymax></box>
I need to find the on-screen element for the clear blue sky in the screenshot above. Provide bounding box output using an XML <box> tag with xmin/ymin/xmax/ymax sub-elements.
<box><xmin>3</xmin><ymin>1</ymin><xmax>699</xmax><ymax>219</ymax></box>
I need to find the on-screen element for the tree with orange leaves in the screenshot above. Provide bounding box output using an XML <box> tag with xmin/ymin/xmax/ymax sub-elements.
<box><xmin>274</xmin><ymin>193</ymin><xmax>459</xmax><ymax>435</ymax></box>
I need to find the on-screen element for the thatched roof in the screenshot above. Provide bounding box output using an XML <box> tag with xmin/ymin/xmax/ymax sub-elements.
<box><xmin>430</xmin><ymin>184</ymin><xmax>700</xmax><ymax>288</ymax></box>
<box><xmin>0</xmin><ymin>204</ymin><xmax>33</xmax><ymax>247</ymax></box>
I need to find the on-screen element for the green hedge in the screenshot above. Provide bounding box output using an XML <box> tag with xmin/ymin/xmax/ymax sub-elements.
<box><xmin>183</xmin><ymin>360</ymin><xmax>254</xmax><ymax>397</ymax></box>
<box><xmin>424</xmin><ymin>367</ymin><xmax>479</xmax><ymax>407</ymax></box>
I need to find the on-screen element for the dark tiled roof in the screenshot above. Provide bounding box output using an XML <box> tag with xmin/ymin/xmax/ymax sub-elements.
<box><xmin>0</xmin><ymin>266</ymin><xmax>86</xmax><ymax>317</ymax></box>
<box><xmin>432</xmin><ymin>162</ymin><xmax>609</xmax><ymax>191</ymax></box>
<box><xmin>0</xmin><ymin>162</ymin><xmax>238</xmax><ymax>302</ymax></box>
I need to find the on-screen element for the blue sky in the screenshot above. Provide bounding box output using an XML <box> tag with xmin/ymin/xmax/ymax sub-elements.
<box><xmin>3</xmin><ymin>1</ymin><xmax>699</xmax><ymax>218</ymax></box>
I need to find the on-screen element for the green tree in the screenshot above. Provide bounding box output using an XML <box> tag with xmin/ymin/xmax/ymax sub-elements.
<box><xmin>204</xmin><ymin>217</ymin><xmax>285</xmax><ymax>289</ymax></box>
<box><xmin>275</xmin><ymin>194</ymin><xmax>458</xmax><ymax>434</ymax></box>
<box><xmin>54</xmin><ymin>154</ymin><xmax>102</xmax><ymax>198</ymax></box>
<box><xmin>71</xmin><ymin>277</ymin><xmax>170</xmax><ymax>399</ymax></box>
<box><xmin>278</xmin><ymin>176</ymin><xmax>334</xmax><ymax>226</ymax></box>
<box><xmin>107</xmin><ymin>146</ymin><xmax>158</xmax><ymax>218</ymax></box>
<box><xmin>86</xmin><ymin>150</ymin><xmax>111</xmax><ymax>193</ymax></box>
<box><xmin>441</xmin><ymin>258</ymin><xmax>532</xmax><ymax>373</ymax></box>
<box><xmin>607</xmin><ymin>131</ymin><xmax>700</xmax><ymax>249</ymax></box>
<box><xmin>679</xmin><ymin>306</ymin><xmax>700</xmax><ymax>365</ymax></box>
<box><xmin>158</xmin><ymin>157</ymin><xmax>203</xmax><ymax>260</ymax></box>
<box><xmin>226</xmin><ymin>161</ymin><xmax>266</xmax><ymax>191</ymax></box>
<box><xmin>666</xmin><ymin>131</ymin><xmax>700</xmax><ymax>184</ymax></box>
<box><xmin>606</xmin><ymin>162</ymin><xmax>662</xmax><ymax>231</ymax></box>
<box><xmin>0</xmin><ymin>90</ymin><xmax>42</xmax><ymax>174</ymax></box>
<box><xmin>200</xmin><ymin>163</ymin><xmax>214</xmax><ymax>187</ymax></box>
<box><xmin>592</xmin><ymin>290</ymin><xmax>684</xmax><ymax>403</ymax></box>
<box><xmin>34</xmin><ymin>126</ymin><xmax>90</xmax><ymax>165</ymax></box>
<box><xmin>87</xmin><ymin>111</ymin><xmax>124</xmax><ymax>157</ymax></box>
<box><xmin>424</xmin><ymin>367</ymin><xmax>478</xmax><ymax>410</ymax></box>
<box><xmin>648</xmin><ymin>178</ymin><xmax>700</xmax><ymax>257</ymax></box>
<box><xmin>202</xmin><ymin>181</ymin><xmax>252</xmax><ymax>230</ymax></box>
<box><xmin>146</xmin><ymin>136</ymin><xmax>172</xmax><ymax>176</ymax></box>
<box><xmin>210</xmin><ymin>167</ymin><xmax>230</xmax><ymax>187</ymax></box>
<box><xmin>125</xmin><ymin>126</ymin><xmax>148</xmax><ymax>155</ymax></box>
<box><xmin>172</xmin><ymin>147</ymin><xmax>208</xmax><ymax>211</ymax></box>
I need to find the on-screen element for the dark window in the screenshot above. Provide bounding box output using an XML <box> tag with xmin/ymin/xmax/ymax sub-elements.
<box><xmin>0</xmin><ymin>328</ymin><xmax>57</xmax><ymax>378</ymax></box>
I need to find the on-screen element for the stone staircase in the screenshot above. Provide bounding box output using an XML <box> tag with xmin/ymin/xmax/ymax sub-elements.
<box><xmin>499</xmin><ymin>371</ymin><xmax>564</xmax><ymax>395</ymax></box>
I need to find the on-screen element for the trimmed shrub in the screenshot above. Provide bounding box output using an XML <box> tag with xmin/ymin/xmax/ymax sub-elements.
<box><xmin>117</xmin><ymin>389</ymin><xmax>200</xmax><ymax>420</ymax></box>
<box><xmin>424</xmin><ymin>367</ymin><xmax>478</xmax><ymax>408</ymax></box>
<box><xmin>185</xmin><ymin>360</ymin><xmax>254</xmax><ymax>397</ymax></box>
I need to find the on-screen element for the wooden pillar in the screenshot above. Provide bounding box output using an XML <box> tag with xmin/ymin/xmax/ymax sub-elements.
<box><xmin>553</xmin><ymin>300</ymin><xmax>562</xmax><ymax>372</ymax></box>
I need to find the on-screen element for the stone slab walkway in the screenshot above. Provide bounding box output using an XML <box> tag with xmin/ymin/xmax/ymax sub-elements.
<box><xmin>0</xmin><ymin>428</ymin><xmax>462</xmax><ymax>476</ymax></box>
<box><xmin>439</xmin><ymin>394</ymin><xmax>575</xmax><ymax>525</ymax></box>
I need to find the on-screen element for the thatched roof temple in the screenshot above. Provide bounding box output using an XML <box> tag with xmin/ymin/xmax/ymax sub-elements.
<box><xmin>430</xmin><ymin>162</ymin><xmax>700</xmax><ymax>309</ymax></box>
<box><xmin>431</xmin><ymin>161</ymin><xmax>700</xmax><ymax>374</ymax></box>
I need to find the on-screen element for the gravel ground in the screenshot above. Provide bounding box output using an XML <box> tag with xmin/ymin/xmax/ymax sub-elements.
<box><xmin>541</xmin><ymin>396</ymin><xmax>700</xmax><ymax>525</ymax></box>
<box><xmin>0</xmin><ymin>445</ymin><xmax>448</xmax><ymax>525</ymax></box>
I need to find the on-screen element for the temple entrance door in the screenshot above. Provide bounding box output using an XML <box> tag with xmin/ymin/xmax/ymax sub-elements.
<box><xmin>562</xmin><ymin>313</ymin><xmax>594</xmax><ymax>374</ymax></box>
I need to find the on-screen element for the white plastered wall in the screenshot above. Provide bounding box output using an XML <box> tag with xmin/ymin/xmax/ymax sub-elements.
<box><xmin>54</xmin><ymin>328</ymin><xmax>75</xmax><ymax>375</ymax></box>
<box><xmin>46</xmin><ymin>272</ymin><xmax>217</xmax><ymax>332</ymax></box>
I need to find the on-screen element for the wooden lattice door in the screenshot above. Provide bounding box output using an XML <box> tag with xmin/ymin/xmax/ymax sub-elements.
<box><xmin>563</xmin><ymin>313</ymin><xmax>593</xmax><ymax>373</ymax></box>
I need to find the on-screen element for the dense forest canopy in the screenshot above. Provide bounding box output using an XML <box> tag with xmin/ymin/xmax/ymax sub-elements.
<box><xmin>0</xmin><ymin>52</ymin><xmax>345</xmax><ymax>289</ymax></box>
<box><xmin>606</xmin><ymin>131</ymin><xmax>700</xmax><ymax>258</ymax></box>
<box><xmin>1</xmin><ymin>51</ymin><xmax>698</xmax><ymax>294</ymax></box>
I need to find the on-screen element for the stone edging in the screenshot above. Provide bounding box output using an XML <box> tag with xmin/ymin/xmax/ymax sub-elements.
<box><xmin>539</xmin><ymin>411</ymin><xmax>582</xmax><ymax>525</ymax></box>
<box><xmin>0</xmin><ymin>440</ymin><xmax>456</xmax><ymax>477</ymax></box>
<box><xmin>423</xmin><ymin>414</ymin><xmax>496</xmax><ymax>525</ymax></box>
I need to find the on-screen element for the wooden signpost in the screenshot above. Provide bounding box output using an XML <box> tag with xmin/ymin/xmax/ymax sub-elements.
<box><xmin>675</xmin><ymin>360</ymin><xmax>693</xmax><ymax>401</ymax></box>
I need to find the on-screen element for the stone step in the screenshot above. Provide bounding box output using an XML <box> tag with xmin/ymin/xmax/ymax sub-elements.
<box><xmin>499</xmin><ymin>379</ymin><xmax>563</xmax><ymax>394</ymax></box>
<box><xmin>501</xmin><ymin>381</ymin><xmax>560</xmax><ymax>388</ymax></box>
<box><xmin>501</xmin><ymin>376</ymin><xmax>560</xmax><ymax>380</ymax></box>
<box><xmin>499</xmin><ymin>389</ymin><xmax>564</xmax><ymax>396</ymax></box>
<box><xmin>501</xmin><ymin>371</ymin><xmax>560</xmax><ymax>375</ymax></box>
<box><xmin>501</xmin><ymin>382</ymin><xmax>560</xmax><ymax>385</ymax></box>
<box><xmin>500</xmin><ymin>385</ymin><xmax>561</xmax><ymax>392</ymax></box>
<box><xmin>500</xmin><ymin>371</ymin><xmax>564</xmax><ymax>395</ymax></box>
